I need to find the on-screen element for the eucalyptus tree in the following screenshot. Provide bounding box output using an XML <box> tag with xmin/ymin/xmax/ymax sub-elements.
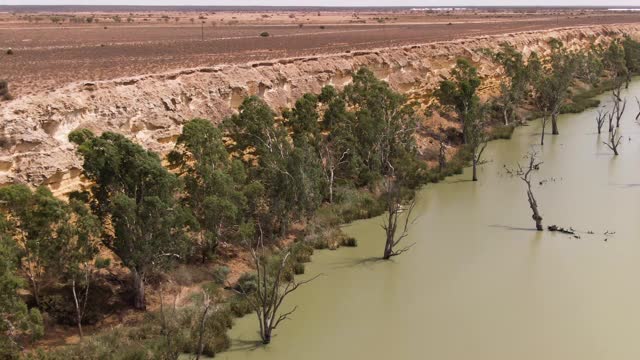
<box><xmin>223</xmin><ymin>96</ymin><xmax>325</xmax><ymax>238</ymax></box>
<box><xmin>622</xmin><ymin>35</ymin><xmax>640</xmax><ymax>84</ymax></box>
<box><xmin>574</xmin><ymin>48</ymin><xmax>604</xmax><ymax>86</ymax></box>
<box><xmin>434</xmin><ymin>58</ymin><xmax>481</xmax><ymax>143</ymax></box>
<box><xmin>492</xmin><ymin>43</ymin><xmax>531</xmax><ymax>125</ymax></box>
<box><xmin>603</xmin><ymin>40</ymin><xmax>628</xmax><ymax>88</ymax></box>
<box><xmin>530</xmin><ymin>41</ymin><xmax>577</xmax><ymax>142</ymax></box>
<box><xmin>0</xmin><ymin>214</ymin><xmax>44</xmax><ymax>357</ymax></box>
<box><xmin>169</xmin><ymin>118</ymin><xmax>251</xmax><ymax>262</ymax></box>
<box><xmin>69</xmin><ymin>130</ymin><xmax>194</xmax><ymax>310</ymax></box>
<box><xmin>318</xmin><ymin>85</ymin><xmax>358</xmax><ymax>202</ymax></box>
<box><xmin>284</xmin><ymin>93</ymin><xmax>321</xmax><ymax>149</ymax></box>
<box><xmin>0</xmin><ymin>186</ymin><xmax>98</xmax><ymax>308</ymax></box>
<box><xmin>342</xmin><ymin>69</ymin><xmax>425</xmax><ymax>258</ymax></box>
<box><xmin>467</xmin><ymin>105</ymin><xmax>490</xmax><ymax>182</ymax></box>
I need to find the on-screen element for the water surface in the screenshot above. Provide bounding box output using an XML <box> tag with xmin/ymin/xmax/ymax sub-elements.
<box><xmin>221</xmin><ymin>80</ymin><xmax>640</xmax><ymax>360</ymax></box>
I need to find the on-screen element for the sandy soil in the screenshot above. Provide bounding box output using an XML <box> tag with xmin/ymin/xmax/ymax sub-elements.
<box><xmin>1</xmin><ymin>9</ymin><xmax>639</xmax><ymax>97</ymax></box>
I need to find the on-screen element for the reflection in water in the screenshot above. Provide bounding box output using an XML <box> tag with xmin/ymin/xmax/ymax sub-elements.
<box><xmin>220</xmin><ymin>81</ymin><xmax>640</xmax><ymax>360</ymax></box>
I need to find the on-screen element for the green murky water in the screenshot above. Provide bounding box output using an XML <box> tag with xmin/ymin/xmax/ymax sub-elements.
<box><xmin>221</xmin><ymin>80</ymin><xmax>640</xmax><ymax>360</ymax></box>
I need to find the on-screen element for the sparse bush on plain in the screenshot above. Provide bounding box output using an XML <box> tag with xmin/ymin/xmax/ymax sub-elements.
<box><xmin>260</xmin><ymin>31</ymin><xmax>270</xmax><ymax>37</ymax></box>
<box><xmin>0</xmin><ymin>80</ymin><xmax>12</xmax><ymax>101</ymax></box>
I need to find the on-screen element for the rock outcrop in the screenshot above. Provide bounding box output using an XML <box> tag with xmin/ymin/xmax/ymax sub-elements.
<box><xmin>2</xmin><ymin>23</ymin><xmax>640</xmax><ymax>194</ymax></box>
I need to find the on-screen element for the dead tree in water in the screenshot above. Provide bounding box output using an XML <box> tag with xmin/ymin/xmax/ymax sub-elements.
<box><xmin>635</xmin><ymin>97</ymin><xmax>640</xmax><ymax>121</ymax></box>
<box><xmin>595</xmin><ymin>109</ymin><xmax>608</xmax><ymax>134</ymax></box>
<box><xmin>237</xmin><ymin>242</ymin><xmax>320</xmax><ymax>345</ymax></box>
<box><xmin>604</xmin><ymin>128</ymin><xmax>623</xmax><ymax>155</ymax></box>
<box><xmin>381</xmin><ymin>164</ymin><xmax>417</xmax><ymax>260</ymax></box>
<box><xmin>611</xmin><ymin>87</ymin><xmax>627</xmax><ymax>129</ymax></box>
<box><xmin>505</xmin><ymin>152</ymin><xmax>544</xmax><ymax>231</ymax></box>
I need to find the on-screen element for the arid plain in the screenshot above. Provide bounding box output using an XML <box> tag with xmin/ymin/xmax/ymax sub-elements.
<box><xmin>1</xmin><ymin>8</ymin><xmax>639</xmax><ymax>97</ymax></box>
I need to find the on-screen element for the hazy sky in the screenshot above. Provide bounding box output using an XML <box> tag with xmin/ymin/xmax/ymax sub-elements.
<box><xmin>2</xmin><ymin>0</ymin><xmax>639</xmax><ymax>7</ymax></box>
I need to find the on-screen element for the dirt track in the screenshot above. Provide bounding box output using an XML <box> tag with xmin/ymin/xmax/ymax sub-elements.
<box><xmin>1</xmin><ymin>11</ymin><xmax>639</xmax><ymax>97</ymax></box>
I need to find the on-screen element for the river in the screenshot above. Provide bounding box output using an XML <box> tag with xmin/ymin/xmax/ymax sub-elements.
<box><xmin>220</xmin><ymin>80</ymin><xmax>640</xmax><ymax>360</ymax></box>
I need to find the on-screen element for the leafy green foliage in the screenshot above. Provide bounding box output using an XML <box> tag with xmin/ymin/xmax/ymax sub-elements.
<box><xmin>342</xmin><ymin>68</ymin><xmax>425</xmax><ymax>187</ymax></box>
<box><xmin>529</xmin><ymin>40</ymin><xmax>578</xmax><ymax>134</ymax></box>
<box><xmin>69</xmin><ymin>130</ymin><xmax>194</xmax><ymax>309</ymax></box>
<box><xmin>0</xmin><ymin>185</ymin><xmax>99</xmax><ymax>308</ymax></box>
<box><xmin>0</xmin><ymin>214</ymin><xmax>43</xmax><ymax>358</ymax></box>
<box><xmin>223</xmin><ymin>96</ymin><xmax>325</xmax><ymax>237</ymax></box>
<box><xmin>492</xmin><ymin>43</ymin><xmax>531</xmax><ymax>125</ymax></box>
<box><xmin>603</xmin><ymin>40</ymin><xmax>628</xmax><ymax>86</ymax></box>
<box><xmin>435</xmin><ymin>58</ymin><xmax>481</xmax><ymax>143</ymax></box>
<box><xmin>169</xmin><ymin>118</ymin><xmax>250</xmax><ymax>261</ymax></box>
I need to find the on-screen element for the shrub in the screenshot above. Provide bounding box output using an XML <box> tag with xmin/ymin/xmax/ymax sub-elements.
<box><xmin>293</xmin><ymin>262</ymin><xmax>305</xmax><ymax>275</ymax></box>
<box><xmin>0</xmin><ymin>80</ymin><xmax>12</xmax><ymax>101</ymax></box>
<box><xmin>340</xmin><ymin>236</ymin><xmax>358</xmax><ymax>247</ymax></box>
<box><xmin>213</xmin><ymin>266</ymin><xmax>230</xmax><ymax>285</ymax></box>
<box><xmin>234</xmin><ymin>272</ymin><xmax>257</xmax><ymax>294</ymax></box>
<box><xmin>489</xmin><ymin>125</ymin><xmax>515</xmax><ymax>140</ymax></box>
<box><xmin>228</xmin><ymin>295</ymin><xmax>253</xmax><ymax>317</ymax></box>
<box><xmin>6</xmin><ymin>48</ymin><xmax>13</xmax><ymax>55</ymax></box>
<box><xmin>290</xmin><ymin>241</ymin><xmax>313</xmax><ymax>263</ymax></box>
<box><xmin>260</xmin><ymin>31</ymin><xmax>270</xmax><ymax>37</ymax></box>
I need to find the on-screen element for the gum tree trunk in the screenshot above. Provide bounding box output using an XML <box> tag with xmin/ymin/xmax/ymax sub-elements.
<box><xmin>527</xmin><ymin>189</ymin><xmax>543</xmax><ymax>231</ymax></box>
<box><xmin>132</xmin><ymin>268</ymin><xmax>146</xmax><ymax>310</ymax></box>
<box><xmin>551</xmin><ymin>113</ymin><xmax>559</xmax><ymax>135</ymax></box>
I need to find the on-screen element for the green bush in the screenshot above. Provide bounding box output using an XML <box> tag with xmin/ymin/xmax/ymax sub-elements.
<box><xmin>233</xmin><ymin>272</ymin><xmax>257</xmax><ymax>294</ymax></box>
<box><xmin>340</xmin><ymin>236</ymin><xmax>358</xmax><ymax>247</ymax></box>
<box><xmin>260</xmin><ymin>31</ymin><xmax>270</xmax><ymax>37</ymax></box>
<box><xmin>293</xmin><ymin>262</ymin><xmax>305</xmax><ymax>275</ymax></box>
<box><xmin>228</xmin><ymin>295</ymin><xmax>253</xmax><ymax>317</ymax></box>
<box><xmin>488</xmin><ymin>125</ymin><xmax>515</xmax><ymax>140</ymax></box>
<box><xmin>213</xmin><ymin>266</ymin><xmax>230</xmax><ymax>285</ymax></box>
<box><xmin>290</xmin><ymin>241</ymin><xmax>313</xmax><ymax>263</ymax></box>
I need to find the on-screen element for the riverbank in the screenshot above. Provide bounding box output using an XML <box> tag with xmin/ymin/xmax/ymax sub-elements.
<box><xmin>220</xmin><ymin>77</ymin><xmax>640</xmax><ymax>360</ymax></box>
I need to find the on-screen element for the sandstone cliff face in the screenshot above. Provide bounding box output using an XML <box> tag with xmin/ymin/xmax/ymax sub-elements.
<box><xmin>2</xmin><ymin>24</ymin><xmax>640</xmax><ymax>194</ymax></box>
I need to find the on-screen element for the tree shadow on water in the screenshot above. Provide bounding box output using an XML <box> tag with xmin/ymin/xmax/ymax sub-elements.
<box><xmin>227</xmin><ymin>338</ymin><xmax>264</xmax><ymax>353</ymax></box>
<box><xmin>489</xmin><ymin>224</ymin><xmax>539</xmax><ymax>232</ymax></box>
<box><xmin>329</xmin><ymin>256</ymin><xmax>386</xmax><ymax>269</ymax></box>
<box><xmin>442</xmin><ymin>179</ymin><xmax>474</xmax><ymax>184</ymax></box>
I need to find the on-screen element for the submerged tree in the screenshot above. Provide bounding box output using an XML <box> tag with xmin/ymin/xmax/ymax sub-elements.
<box><xmin>467</xmin><ymin>105</ymin><xmax>490</xmax><ymax>182</ymax></box>
<box><xmin>382</xmin><ymin>171</ymin><xmax>417</xmax><ymax>260</ymax></box>
<box><xmin>595</xmin><ymin>108</ymin><xmax>608</xmax><ymax>134</ymax></box>
<box><xmin>236</xmin><ymin>243</ymin><xmax>320</xmax><ymax>344</ymax></box>
<box><xmin>505</xmin><ymin>152</ymin><xmax>544</xmax><ymax>231</ymax></box>
<box><xmin>611</xmin><ymin>86</ymin><xmax>627</xmax><ymax>129</ymax></box>
<box><xmin>69</xmin><ymin>130</ymin><xmax>193</xmax><ymax>310</ymax></box>
<box><xmin>604</xmin><ymin>128</ymin><xmax>623</xmax><ymax>156</ymax></box>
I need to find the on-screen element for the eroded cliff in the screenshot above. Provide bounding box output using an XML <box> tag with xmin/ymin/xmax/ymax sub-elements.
<box><xmin>2</xmin><ymin>23</ymin><xmax>640</xmax><ymax>194</ymax></box>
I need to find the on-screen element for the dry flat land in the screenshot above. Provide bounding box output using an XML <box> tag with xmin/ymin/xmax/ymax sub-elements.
<box><xmin>0</xmin><ymin>7</ymin><xmax>639</xmax><ymax>97</ymax></box>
